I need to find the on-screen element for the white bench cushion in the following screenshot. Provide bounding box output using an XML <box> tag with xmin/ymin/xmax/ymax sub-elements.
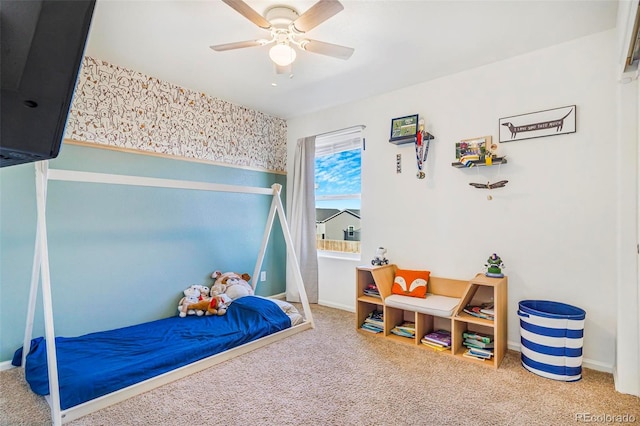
<box><xmin>385</xmin><ymin>293</ymin><xmax>461</xmax><ymax>317</ymax></box>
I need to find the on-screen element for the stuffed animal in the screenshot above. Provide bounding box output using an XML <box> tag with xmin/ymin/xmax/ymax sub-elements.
<box><xmin>185</xmin><ymin>298</ymin><xmax>212</xmax><ymax>315</ymax></box>
<box><xmin>210</xmin><ymin>294</ymin><xmax>233</xmax><ymax>315</ymax></box>
<box><xmin>211</xmin><ymin>271</ymin><xmax>255</xmax><ymax>300</ymax></box>
<box><xmin>186</xmin><ymin>293</ymin><xmax>232</xmax><ymax>316</ymax></box>
<box><xmin>178</xmin><ymin>285</ymin><xmax>210</xmax><ymax>317</ymax></box>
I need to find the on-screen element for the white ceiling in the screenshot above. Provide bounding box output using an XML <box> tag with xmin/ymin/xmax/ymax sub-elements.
<box><xmin>85</xmin><ymin>0</ymin><xmax>618</xmax><ymax>120</ymax></box>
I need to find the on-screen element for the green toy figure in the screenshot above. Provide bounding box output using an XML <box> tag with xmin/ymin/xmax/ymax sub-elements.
<box><xmin>485</xmin><ymin>253</ymin><xmax>505</xmax><ymax>278</ymax></box>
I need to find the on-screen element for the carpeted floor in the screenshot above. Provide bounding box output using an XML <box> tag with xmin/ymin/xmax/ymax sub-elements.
<box><xmin>1</xmin><ymin>304</ymin><xmax>638</xmax><ymax>426</ymax></box>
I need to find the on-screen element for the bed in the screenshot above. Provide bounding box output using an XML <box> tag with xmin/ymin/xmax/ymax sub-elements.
<box><xmin>12</xmin><ymin>296</ymin><xmax>302</xmax><ymax>410</ymax></box>
<box><xmin>19</xmin><ymin>162</ymin><xmax>314</xmax><ymax>425</ymax></box>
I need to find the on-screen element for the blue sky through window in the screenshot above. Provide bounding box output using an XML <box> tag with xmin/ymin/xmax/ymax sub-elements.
<box><xmin>315</xmin><ymin>149</ymin><xmax>361</xmax><ymax>210</ymax></box>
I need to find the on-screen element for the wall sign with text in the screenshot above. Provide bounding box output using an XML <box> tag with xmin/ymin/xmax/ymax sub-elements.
<box><xmin>499</xmin><ymin>105</ymin><xmax>576</xmax><ymax>143</ymax></box>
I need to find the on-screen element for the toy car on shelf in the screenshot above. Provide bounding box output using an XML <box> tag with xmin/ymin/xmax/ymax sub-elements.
<box><xmin>371</xmin><ymin>247</ymin><xmax>389</xmax><ymax>266</ymax></box>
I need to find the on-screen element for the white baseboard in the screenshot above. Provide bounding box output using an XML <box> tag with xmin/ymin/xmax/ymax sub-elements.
<box><xmin>318</xmin><ymin>299</ymin><xmax>355</xmax><ymax>313</ymax></box>
<box><xmin>507</xmin><ymin>340</ymin><xmax>613</xmax><ymax>373</ymax></box>
<box><xmin>581</xmin><ymin>358</ymin><xmax>614</xmax><ymax>374</ymax></box>
<box><xmin>0</xmin><ymin>360</ymin><xmax>16</xmax><ymax>371</ymax></box>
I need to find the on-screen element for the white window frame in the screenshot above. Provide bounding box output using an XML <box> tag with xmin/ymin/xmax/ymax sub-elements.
<box><xmin>315</xmin><ymin>125</ymin><xmax>364</xmax><ymax>258</ymax></box>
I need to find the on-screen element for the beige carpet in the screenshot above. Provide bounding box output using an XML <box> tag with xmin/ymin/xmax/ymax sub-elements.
<box><xmin>1</xmin><ymin>304</ymin><xmax>638</xmax><ymax>426</ymax></box>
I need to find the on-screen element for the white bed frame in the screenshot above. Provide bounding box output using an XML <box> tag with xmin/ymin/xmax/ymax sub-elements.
<box><xmin>22</xmin><ymin>161</ymin><xmax>314</xmax><ymax>425</ymax></box>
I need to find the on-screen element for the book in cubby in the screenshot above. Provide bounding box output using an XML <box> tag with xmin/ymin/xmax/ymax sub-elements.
<box><xmin>363</xmin><ymin>283</ymin><xmax>381</xmax><ymax>298</ymax></box>
<box><xmin>462</xmin><ymin>330</ymin><xmax>494</xmax><ymax>360</ymax></box>
<box><xmin>360</xmin><ymin>310</ymin><xmax>384</xmax><ymax>333</ymax></box>
<box><xmin>463</xmin><ymin>302</ymin><xmax>495</xmax><ymax>320</ymax></box>
<box><xmin>421</xmin><ymin>329</ymin><xmax>451</xmax><ymax>351</ymax></box>
<box><xmin>390</xmin><ymin>321</ymin><xmax>415</xmax><ymax>338</ymax></box>
<box><xmin>463</xmin><ymin>347</ymin><xmax>494</xmax><ymax>361</ymax></box>
<box><xmin>463</xmin><ymin>330</ymin><xmax>494</xmax><ymax>349</ymax></box>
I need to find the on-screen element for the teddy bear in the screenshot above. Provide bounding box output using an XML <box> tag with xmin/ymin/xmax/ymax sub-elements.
<box><xmin>211</xmin><ymin>271</ymin><xmax>255</xmax><ymax>300</ymax></box>
<box><xmin>178</xmin><ymin>284</ymin><xmax>210</xmax><ymax>317</ymax></box>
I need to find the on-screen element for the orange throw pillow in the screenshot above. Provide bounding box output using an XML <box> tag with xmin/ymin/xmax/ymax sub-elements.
<box><xmin>392</xmin><ymin>269</ymin><xmax>430</xmax><ymax>298</ymax></box>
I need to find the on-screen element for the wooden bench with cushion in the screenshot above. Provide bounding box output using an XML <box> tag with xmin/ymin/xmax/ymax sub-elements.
<box><xmin>373</xmin><ymin>264</ymin><xmax>468</xmax><ymax>318</ymax></box>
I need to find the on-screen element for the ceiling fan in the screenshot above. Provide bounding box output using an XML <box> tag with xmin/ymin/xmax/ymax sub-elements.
<box><xmin>210</xmin><ymin>0</ymin><xmax>354</xmax><ymax>71</ymax></box>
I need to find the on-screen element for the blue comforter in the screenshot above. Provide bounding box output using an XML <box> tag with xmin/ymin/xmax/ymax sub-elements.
<box><xmin>12</xmin><ymin>296</ymin><xmax>291</xmax><ymax>409</ymax></box>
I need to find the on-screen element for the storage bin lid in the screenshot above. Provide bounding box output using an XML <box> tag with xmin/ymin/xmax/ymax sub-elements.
<box><xmin>519</xmin><ymin>300</ymin><xmax>585</xmax><ymax>320</ymax></box>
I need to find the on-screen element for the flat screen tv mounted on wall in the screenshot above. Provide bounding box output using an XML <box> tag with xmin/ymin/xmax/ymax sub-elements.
<box><xmin>1</xmin><ymin>0</ymin><xmax>96</xmax><ymax>168</ymax></box>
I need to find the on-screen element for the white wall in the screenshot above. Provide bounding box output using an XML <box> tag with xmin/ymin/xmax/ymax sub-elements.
<box><xmin>317</xmin><ymin>255</ymin><xmax>359</xmax><ymax>312</ymax></box>
<box><xmin>288</xmin><ymin>30</ymin><xmax>621</xmax><ymax>371</ymax></box>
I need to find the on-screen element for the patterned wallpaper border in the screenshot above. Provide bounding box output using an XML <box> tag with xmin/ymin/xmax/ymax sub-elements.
<box><xmin>64</xmin><ymin>57</ymin><xmax>287</xmax><ymax>173</ymax></box>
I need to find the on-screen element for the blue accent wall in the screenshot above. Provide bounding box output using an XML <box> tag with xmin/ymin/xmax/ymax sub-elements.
<box><xmin>0</xmin><ymin>144</ymin><xmax>286</xmax><ymax>362</ymax></box>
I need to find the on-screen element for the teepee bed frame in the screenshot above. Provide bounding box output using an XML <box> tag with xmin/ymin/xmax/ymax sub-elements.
<box><xmin>20</xmin><ymin>161</ymin><xmax>314</xmax><ymax>425</ymax></box>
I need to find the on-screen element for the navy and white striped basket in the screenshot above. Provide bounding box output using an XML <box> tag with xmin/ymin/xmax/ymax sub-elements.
<box><xmin>518</xmin><ymin>300</ymin><xmax>586</xmax><ymax>382</ymax></box>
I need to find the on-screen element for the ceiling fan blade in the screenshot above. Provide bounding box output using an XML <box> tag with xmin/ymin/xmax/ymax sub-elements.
<box><xmin>221</xmin><ymin>0</ymin><xmax>271</xmax><ymax>29</ymax></box>
<box><xmin>292</xmin><ymin>0</ymin><xmax>344</xmax><ymax>33</ymax></box>
<box><xmin>302</xmin><ymin>39</ymin><xmax>354</xmax><ymax>60</ymax></box>
<box><xmin>210</xmin><ymin>40</ymin><xmax>263</xmax><ymax>51</ymax></box>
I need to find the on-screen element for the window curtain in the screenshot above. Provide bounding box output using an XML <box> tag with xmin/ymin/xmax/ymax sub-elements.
<box><xmin>287</xmin><ymin>136</ymin><xmax>318</xmax><ymax>303</ymax></box>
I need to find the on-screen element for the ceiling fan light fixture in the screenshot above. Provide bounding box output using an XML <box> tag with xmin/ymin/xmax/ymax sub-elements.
<box><xmin>213</xmin><ymin>0</ymin><xmax>354</xmax><ymax>66</ymax></box>
<box><xmin>269</xmin><ymin>43</ymin><xmax>296</xmax><ymax>66</ymax></box>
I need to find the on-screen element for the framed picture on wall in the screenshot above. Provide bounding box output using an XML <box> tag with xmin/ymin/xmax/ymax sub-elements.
<box><xmin>390</xmin><ymin>114</ymin><xmax>419</xmax><ymax>142</ymax></box>
<box><xmin>499</xmin><ymin>105</ymin><xmax>576</xmax><ymax>142</ymax></box>
<box><xmin>456</xmin><ymin>136</ymin><xmax>491</xmax><ymax>161</ymax></box>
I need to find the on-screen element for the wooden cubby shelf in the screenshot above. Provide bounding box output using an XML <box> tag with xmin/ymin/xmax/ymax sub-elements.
<box><xmin>356</xmin><ymin>265</ymin><xmax>508</xmax><ymax>369</ymax></box>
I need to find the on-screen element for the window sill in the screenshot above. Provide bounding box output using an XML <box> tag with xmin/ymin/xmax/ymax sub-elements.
<box><xmin>317</xmin><ymin>250</ymin><xmax>361</xmax><ymax>261</ymax></box>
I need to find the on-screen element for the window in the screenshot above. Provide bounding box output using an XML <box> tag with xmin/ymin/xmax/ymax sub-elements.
<box><xmin>315</xmin><ymin>126</ymin><xmax>363</xmax><ymax>254</ymax></box>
